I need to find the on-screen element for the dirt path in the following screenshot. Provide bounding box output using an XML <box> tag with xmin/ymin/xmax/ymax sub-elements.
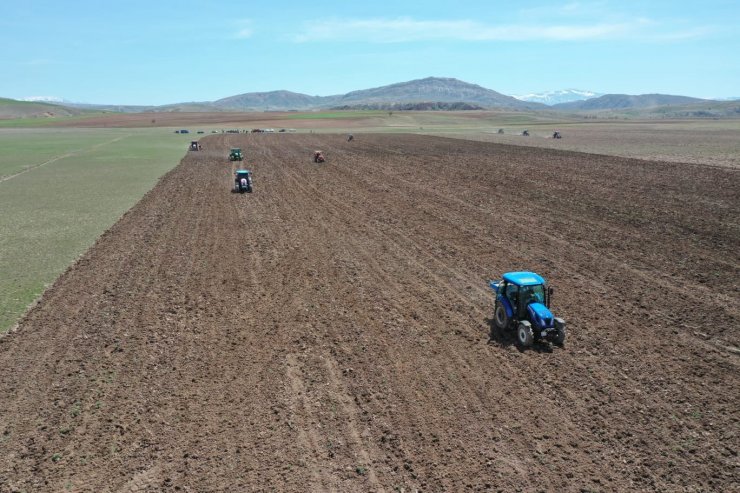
<box><xmin>0</xmin><ymin>134</ymin><xmax>737</xmax><ymax>492</ymax></box>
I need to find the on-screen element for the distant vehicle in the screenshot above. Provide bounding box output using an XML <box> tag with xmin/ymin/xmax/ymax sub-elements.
<box><xmin>347</xmin><ymin>134</ymin><xmax>354</xmax><ymax>141</ymax></box>
<box><xmin>497</xmin><ymin>129</ymin><xmax>504</xmax><ymax>134</ymax></box>
<box><xmin>174</xmin><ymin>130</ymin><xmax>180</xmax><ymax>134</ymax></box>
<box><xmin>489</xmin><ymin>271</ymin><xmax>566</xmax><ymax>348</ymax></box>
<box><xmin>189</xmin><ymin>141</ymin><xmax>200</xmax><ymax>151</ymax></box>
<box><xmin>229</xmin><ymin>148</ymin><xmax>243</xmax><ymax>161</ymax></box>
<box><xmin>313</xmin><ymin>150</ymin><xmax>325</xmax><ymax>163</ymax></box>
<box><xmin>179</xmin><ymin>129</ymin><xmax>189</xmax><ymax>134</ymax></box>
<box><xmin>522</xmin><ymin>130</ymin><xmax>530</xmax><ymax>136</ymax></box>
<box><xmin>553</xmin><ymin>131</ymin><xmax>562</xmax><ymax>139</ymax></box>
<box><xmin>279</xmin><ymin>128</ymin><xmax>287</xmax><ymax>132</ymax></box>
<box><xmin>197</xmin><ymin>131</ymin><xmax>204</xmax><ymax>134</ymax></box>
<box><xmin>251</xmin><ymin>129</ymin><xmax>263</xmax><ymax>133</ymax></box>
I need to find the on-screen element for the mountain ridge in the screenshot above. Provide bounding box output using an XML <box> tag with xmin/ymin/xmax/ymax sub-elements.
<box><xmin>552</xmin><ymin>93</ymin><xmax>709</xmax><ymax>110</ymax></box>
<box><xmin>3</xmin><ymin>78</ymin><xmax>737</xmax><ymax>118</ymax></box>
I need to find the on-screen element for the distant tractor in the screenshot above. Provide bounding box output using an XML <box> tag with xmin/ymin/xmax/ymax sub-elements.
<box><xmin>489</xmin><ymin>272</ymin><xmax>566</xmax><ymax>348</ymax></box>
<box><xmin>347</xmin><ymin>134</ymin><xmax>354</xmax><ymax>141</ymax></box>
<box><xmin>313</xmin><ymin>150</ymin><xmax>325</xmax><ymax>163</ymax></box>
<box><xmin>522</xmin><ymin>130</ymin><xmax>530</xmax><ymax>136</ymax></box>
<box><xmin>498</xmin><ymin>128</ymin><xmax>504</xmax><ymax>134</ymax></box>
<box><xmin>233</xmin><ymin>169</ymin><xmax>253</xmax><ymax>193</ymax></box>
<box><xmin>553</xmin><ymin>131</ymin><xmax>562</xmax><ymax>139</ymax></box>
<box><xmin>189</xmin><ymin>141</ymin><xmax>201</xmax><ymax>151</ymax></box>
<box><xmin>229</xmin><ymin>148</ymin><xmax>243</xmax><ymax>161</ymax></box>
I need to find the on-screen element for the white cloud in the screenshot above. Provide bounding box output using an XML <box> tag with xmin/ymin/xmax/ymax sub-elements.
<box><xmin>20</xmin><ymin>59</ymin><xmax>57</xmax><ymax>66</ymax></box>
<box><xmin>236</xmin><ymin>27</ymin><xmax>253</xmax><ymax>39</ymax></box>
<box><xmin>234</xmin><ymin>19</ymin><xmax>253</xmax><ymax>39</ymax></box>
<box><xmin>292</xmin><ymin>16</ymin><xmax>711</xmax><ymax>43</ymax></box>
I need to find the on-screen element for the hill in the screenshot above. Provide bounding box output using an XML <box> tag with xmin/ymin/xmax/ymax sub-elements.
<box><xmin>212</xmin><ymin>90</ymin><xmax>329</xmax><ymax>111</ymax></box>
<box><xmin>553</xmin><ymin>93</ymin><xmax>708</xmax><ymax>110</ymax></box>
<box><xmin>0</xmin><ymin>97</ymin><xmax>88</xmax><ymax>119</ymax></box>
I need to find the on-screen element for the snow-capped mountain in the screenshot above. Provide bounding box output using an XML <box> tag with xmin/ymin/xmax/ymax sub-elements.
<box><xmin>21</xmin><ymin>96</ymin><xmax>68</xmax><ymax>103</ymax></box>
<box><xmin>512</xmin><ymin>89</ymin><xmax>602</xmax><ymax>106</ymax></box>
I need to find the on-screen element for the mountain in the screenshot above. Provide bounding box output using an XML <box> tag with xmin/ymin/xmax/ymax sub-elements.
<box><xmin>553</xmin><ymin>93</ymin><xmax>709</xmax><ymax>111</ymax></box>
<box><xmin>513</xmin><ymin>89</ymin><xmax>602</xmax><ymax>105</ymax></box>
<box><xmin>20</xmin><ymin>96</ymin><xmax>68</xmax><ymax>103</ymax></box>
<box><xmin>208</xmin><ymin>78</ymin><xmax>544</xmax><ymax>111</ymax></box>
<box><xmin>4</xmin><ymin>80</ymin><xmax>734</xmax><ymax>117</ymax></box>
<box><xmin>329</xmin><ymin>77</ymin><xmax>543</xmax><ymax>110</ymax></box>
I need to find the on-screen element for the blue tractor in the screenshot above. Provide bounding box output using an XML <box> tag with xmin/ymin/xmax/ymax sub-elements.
<box><xmin>489</xmin><ymin>272</ymin><xmax>566</xmax><ymax>348</ymax></box>
<box><xmin>233</xmin><ymin>169</ymin><xmax>253</xmax><ymax>193</ymax></box>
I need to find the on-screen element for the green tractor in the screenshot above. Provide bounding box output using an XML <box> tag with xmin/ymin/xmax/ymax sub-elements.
<box><xmin>229</xmin><ymin>148</ymin><xmax>243</xmax><ymax>161</ymax></box>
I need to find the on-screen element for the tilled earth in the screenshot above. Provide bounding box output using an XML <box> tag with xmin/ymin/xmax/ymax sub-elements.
<box><xmin>0</xmin><ymin>134</ymin><xmax>738</xmax><ymax>492</ymax></box>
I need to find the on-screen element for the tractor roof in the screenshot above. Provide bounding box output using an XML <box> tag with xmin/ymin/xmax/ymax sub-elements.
<box><xmin>231</xmin><ymin>148</ymin><xmax>241</xmax><ymax>151</ymax></box>
<box><xmin>503</xmin><ymin>271</ymin><xmax>546</xmax><ymax>286</ymax></box>
<box><xmin>235</xmin><ymin>169</ymin><xmax>251</xmax><ymax>175</ymax></box>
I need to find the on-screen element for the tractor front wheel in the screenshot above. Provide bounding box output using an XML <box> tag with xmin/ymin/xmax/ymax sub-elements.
<box><xmin>494</xmin><ymin>303</ymin><xmax>509</xmax><ymax>330</ymax></box>
<box><xmin>517</xmin><ymin>322</ymin><xmax>534</xmax><ymax>348</ymax></box>
<box><xmin>553</xmin><ymin>318</ymin><xmax>566</xmax><ymax>346</ymax></box>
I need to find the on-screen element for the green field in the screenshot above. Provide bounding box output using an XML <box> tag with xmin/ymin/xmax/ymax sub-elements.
<box><xmin>0</xmin><ymin>128</ymin><xmax>189</xmax><ymax>332</ymax></box>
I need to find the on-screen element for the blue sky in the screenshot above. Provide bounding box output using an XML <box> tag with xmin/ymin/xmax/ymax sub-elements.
<box><xmin>2</xmin><ymin>0</ymin><xmax>738</xmax><ymax>105</ymax></box>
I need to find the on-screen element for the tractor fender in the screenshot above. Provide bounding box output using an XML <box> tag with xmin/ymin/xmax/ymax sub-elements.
<box><xmin>488</xmin><ymin>280</ymin><xmax>502</xmax><ymax>294</ymax></box>
<box><xmin>500</xmin><ymin>297</ymin><xmax>514</xmax><ymax>319</ymax></box>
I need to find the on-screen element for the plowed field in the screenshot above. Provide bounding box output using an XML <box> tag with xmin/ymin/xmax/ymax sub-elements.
<box><xmin>1</xmin><ymin>134</ymin><xmax>738</xmax><ymax>492</ymax></box>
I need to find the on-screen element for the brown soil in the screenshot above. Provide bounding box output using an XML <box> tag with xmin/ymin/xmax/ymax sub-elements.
<box><xmin>0</xmin><ymin>134</ymin><xmax>738</xmax><ymax>492</ymax></box>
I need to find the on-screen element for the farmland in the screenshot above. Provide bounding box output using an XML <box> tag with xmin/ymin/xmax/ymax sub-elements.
<box><xmin>0</xmin><ymin>131</ymin><xmax>737</xmax><ymax>492</ymax></box>
<box><xmin>0</xmin><ymin>128</ymin><xmax>190</xmax><ymax>331</ymax></box>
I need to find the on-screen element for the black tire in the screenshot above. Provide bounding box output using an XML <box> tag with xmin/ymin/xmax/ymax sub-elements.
<box><xmin>517</xmin><ymin>322</ymin><xmax>534</xmax><ymax>348</ymax></box>
<box><xmin>494</xmin><ymin>303</ymin><xmax>509</xmax><ymax>330</ymax></box>
<box><xmin>553</xmin><ymin>319</ymin><xmax>566</xmax><ymax>346</ymax></box>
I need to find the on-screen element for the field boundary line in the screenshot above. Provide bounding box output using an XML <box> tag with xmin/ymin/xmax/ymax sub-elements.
<box><xmin>0</xmin><ymin>135</ymin><xmax>129</xmax><ymax>183</ymax></box>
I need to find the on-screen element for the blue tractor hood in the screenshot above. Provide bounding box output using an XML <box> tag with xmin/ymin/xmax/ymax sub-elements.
<box><xmin>527</xmin><ymin>302</ymin><xmax>554</xmax><ymax>329</ymax></box>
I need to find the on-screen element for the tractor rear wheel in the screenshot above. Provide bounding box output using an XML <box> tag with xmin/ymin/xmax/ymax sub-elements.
<box><xmin>494</xmin><ymin>303</ymin><xmax>509</xmax><ymax>330</ymax></box>
<box><xmin>517</xmin><ymin>322</ymin><xmax>534</xmax><ymax>348</ymax></box>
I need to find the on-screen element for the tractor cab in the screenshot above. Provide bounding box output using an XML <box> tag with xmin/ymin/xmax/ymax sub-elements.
<box><xmin>189</xmin><ymin>141</ymin><xmax>200</xmax><ymax>151</ymax></box>
<box><xmin>233</xmin><ymin>169</ymin><xmax>253</xmax><ymax>193</ymax></box>
<box><xmin>489</xmin><ymin>271</ymin><xmax>565</xmax><ymax>347</ymax></box>
<box><xmin>229</xmin><ymin>148</ymin><xmax>243</xmax><ymax>161</ymax></box>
